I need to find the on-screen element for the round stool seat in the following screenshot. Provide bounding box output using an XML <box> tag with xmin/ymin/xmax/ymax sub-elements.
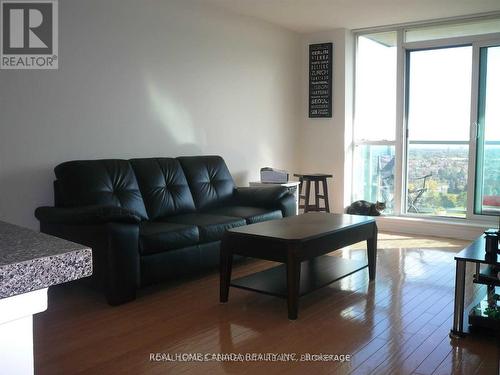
<box><xmin>294</xmin><ymin>173</ymin><xmax>333</xmax><ymax>179</ymax></box>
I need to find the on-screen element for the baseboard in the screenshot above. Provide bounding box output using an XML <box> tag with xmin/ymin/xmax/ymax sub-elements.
<box><xmin>375</xmin><ymin>216</ymin><xmax>490</xmax><ymax>241</ymax></box>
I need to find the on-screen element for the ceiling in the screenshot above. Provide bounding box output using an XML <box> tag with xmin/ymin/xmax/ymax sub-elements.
<box><xmin>204</xmin><ymin>0</ymin><xmax>500</xmax><ymax>33</ymax></box>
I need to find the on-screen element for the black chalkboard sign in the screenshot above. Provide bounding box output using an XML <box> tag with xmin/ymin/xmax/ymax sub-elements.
<box><xmin>309</xmin><ymin>42</ymin><xmax>333</xmax><ymax>118</ymax></box>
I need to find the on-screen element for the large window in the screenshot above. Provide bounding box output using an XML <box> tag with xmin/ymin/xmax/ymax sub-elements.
<box><xmin>353</xmin><ymin>17</ymin><xmax>500</xmax><ymax>220</ymax></box>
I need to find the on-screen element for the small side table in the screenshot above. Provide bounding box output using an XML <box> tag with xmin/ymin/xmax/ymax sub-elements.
<box><xmin>451</xmin><ymin>233</ymin><xmax>499</xmax><ymax>338</ymax></box>
<box><xmin>249</xmin><ymin>181</ymin><xmax>300</xmax><ymax>215</ymax></box>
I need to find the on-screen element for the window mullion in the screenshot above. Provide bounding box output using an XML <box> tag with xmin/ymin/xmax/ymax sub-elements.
<box><xmin>394</xmin><ymin>28</ymin><xmax>406</xmax><ymax>216</ymax></box>
<box><xmin>466</xmin><ymin>42</ymin><xmax>480</xmax><ymax>220</ymax></box>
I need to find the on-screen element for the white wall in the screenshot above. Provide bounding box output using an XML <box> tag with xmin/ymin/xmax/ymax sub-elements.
<box><xmin>297</xmin><ymin>29</ymin><xmax>354</xmax><ymax>213</ymax></box>
<box><xmin>0</xmin><ymin>0</ymin><xmax>301</xmax><ymax>229</ymax></box>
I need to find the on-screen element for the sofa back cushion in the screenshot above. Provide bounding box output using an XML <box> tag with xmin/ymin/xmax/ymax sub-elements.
<box><xmin>54</xmin><ymin>159</ymin><xmax>148</xmax><ymax>219</ymax></box>
<box><xmin>130</xmin><ymin>158</ymin><xmax>196</xmax><ymax>220</ymax></box>
<box><xmin>177</xmin><ymin>156</ymin><xmax>235</xmax><ymax>211</ymax></box>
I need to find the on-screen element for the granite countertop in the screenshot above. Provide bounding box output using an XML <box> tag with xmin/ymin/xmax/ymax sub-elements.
<box><xmin>0</xmin><ymin>221</ymin><xmax>92</xmax><ymax>299</ymax></box>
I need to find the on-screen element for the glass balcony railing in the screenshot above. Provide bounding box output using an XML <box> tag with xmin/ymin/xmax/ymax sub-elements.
<box><xmin>406</xmin><ymin>143</ymin><xmax>468</xmax><ymax>218</ymax></box>
<box><xmin>476</xmin><ymin>142</ymin><xmax>500</xmax><ymax>215</ymax></box>
<box><xmin>352</xmin><ymin>144</ymin><xmax>395</xmax><ymax>214</ymax></box>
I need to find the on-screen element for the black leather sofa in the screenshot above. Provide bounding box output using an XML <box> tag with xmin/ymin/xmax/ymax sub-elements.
<box><xmin>35</xmin><ymin>156</ymin><xmax>296</xmax><ymax>305</ymax></box>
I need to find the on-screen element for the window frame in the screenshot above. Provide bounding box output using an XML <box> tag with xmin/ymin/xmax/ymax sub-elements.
<box><xmin>352</xmin><ymin>15</ymin><xmax>500</xmax><ymax>222</ymax></box>
<box><xmin>403</xmin><ymin>45</ymin><xmax>473</xmax><ymax>219</ymax></box>
<box><xmin>471</xmin><ymin>39</ymin><xmax>500</xmax><ymax>219</ymax></box>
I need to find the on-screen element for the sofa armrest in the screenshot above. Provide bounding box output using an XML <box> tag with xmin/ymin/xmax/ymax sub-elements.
<box><xmin>39</xmin><ymin>221</ymin><xmax>140</xmax><ymax>305</ymax></box>
<box><xmin>277</xmin><ymin>193</ymin><xmax>297</xmax><ymax>217</ymax></box>
<box><xmin>35</xmin><ymin>205</ymin><xmax>142</xmax><ymax>225</ymax></box>
<box><xmin>234</xmin><ymin>186</ymin><xmax>288</xmax><ymax>206</ymax></box>
<box><xmin>233</xmin><ymin>186</ymin><xmax>296</xmax><ymax>217</ymax></box>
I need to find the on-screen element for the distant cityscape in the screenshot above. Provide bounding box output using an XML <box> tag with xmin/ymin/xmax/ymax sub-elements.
<box><xmin>355</xmin><ymin>144</ymin><xmax>500</xmax><ymax>217</ymax></box>
<box><xmin>408</xmin><ymin>145</ymin><xmax>499</xmax><ymax>217</ymax></box>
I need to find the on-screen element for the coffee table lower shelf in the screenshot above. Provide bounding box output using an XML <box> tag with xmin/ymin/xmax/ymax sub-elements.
<box><xmin>230</xmin><ymin>255</ymin><xmax>368</xmax><ymax>298</ymax></box>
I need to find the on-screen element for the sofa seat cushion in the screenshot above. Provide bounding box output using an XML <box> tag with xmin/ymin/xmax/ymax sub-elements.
<box><xmin>165</xmin><ymin>214</ymin><xmax>245</xmax><ymax>243</ymax></box>
<box><xmin>139</xmin><ymin>222</ymin><xmax>199</xmax><ymax>255</ymax></box>
<box><xmin>207</xmin><ymin>206</ymin><xmax>282</xmax><ymax>224</ymax></box>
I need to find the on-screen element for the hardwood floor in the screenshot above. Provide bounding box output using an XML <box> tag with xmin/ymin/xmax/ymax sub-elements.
<box><xmin>34</xmin><ymin>233</ymin><xmax>500</xmax><ymax>374</ymax></box>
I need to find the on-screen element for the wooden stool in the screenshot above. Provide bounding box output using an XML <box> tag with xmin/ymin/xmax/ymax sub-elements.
<box><xmin>294</xmin><ymin>173</ymin><xmax>332</xmax><ymax>213</ymax></box>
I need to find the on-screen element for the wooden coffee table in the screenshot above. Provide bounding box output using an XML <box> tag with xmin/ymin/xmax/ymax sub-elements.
<box><xmin>219</xmin><ymin>213</ymin><xmax>377</xmax><ymax>319</ymax></box>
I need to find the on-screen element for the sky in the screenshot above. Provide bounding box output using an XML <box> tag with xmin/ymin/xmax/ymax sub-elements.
<box><xmin>355</xmin><ymin>35</ymin><xmax>500</xmax><ymax>142</ymax></box>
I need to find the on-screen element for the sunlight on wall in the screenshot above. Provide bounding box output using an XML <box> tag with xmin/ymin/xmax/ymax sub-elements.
<box><xmin>145</xmin><ymin>77</ymin><xmax>204</xmax><ymax>146</ymax></box>
<box><xmin>256</xmin><ymin>142</ymin><xmax>274</xmax><ymax>167</ymax></box>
